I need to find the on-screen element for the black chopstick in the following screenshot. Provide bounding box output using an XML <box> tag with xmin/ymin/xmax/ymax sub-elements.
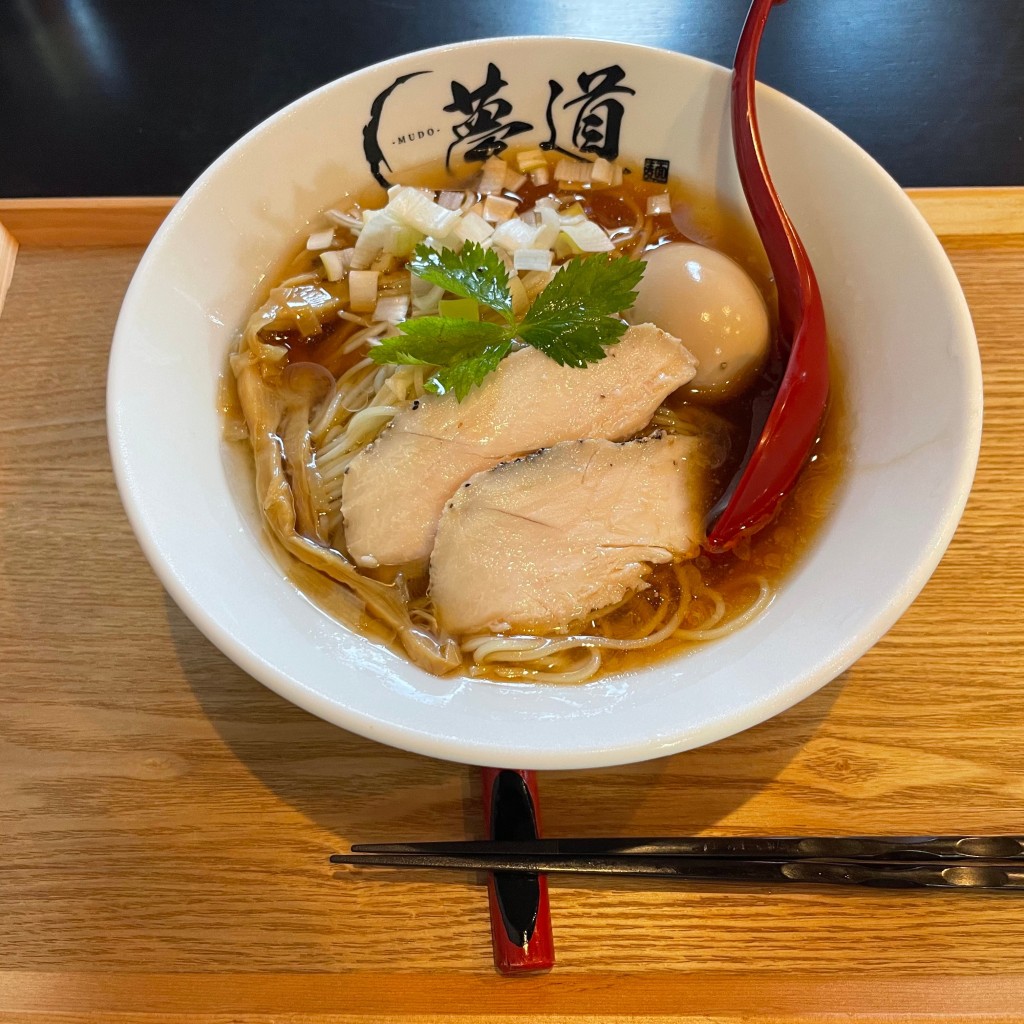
<box><xmin>330</xmin><ymin>852</ymin><xmax>1024</xmax><ymax>891</ymax></box>
<box><xmin>349</xmin><ymin>834</ymin><xmax>1024</xmax><ymax>862</ymax></box>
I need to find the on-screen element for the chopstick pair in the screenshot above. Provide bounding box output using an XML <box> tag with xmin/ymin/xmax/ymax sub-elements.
<box><xmin>330</xmin><ymin>834</ymin><xmax>1024</xmax><ymax>891</ymax></box>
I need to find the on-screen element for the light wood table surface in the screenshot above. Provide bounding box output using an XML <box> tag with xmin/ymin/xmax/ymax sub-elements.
<box><xmin>1</xmin><ymin>190</ymin><xmax>1023</xmax><ymax>1022</ymax></box>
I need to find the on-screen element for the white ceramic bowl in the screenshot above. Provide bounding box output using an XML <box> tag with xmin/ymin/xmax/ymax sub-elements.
<box><xmin>108</xmin><ymin>37</ymin><xmax>981</xmax><ymax>769</ymax></box>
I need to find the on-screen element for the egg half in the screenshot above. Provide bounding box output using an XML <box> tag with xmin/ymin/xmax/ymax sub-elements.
<box><xmin>630</xmin><ymin>242</ymin><xmax>771</xmax><ymax>399</ymax></box>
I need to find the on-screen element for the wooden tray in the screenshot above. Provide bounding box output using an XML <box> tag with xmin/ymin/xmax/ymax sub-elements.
<box><xmin>1</xmin><ymin>190</ymin><xmax>1023</xmax><ymax>1024</ymax></box>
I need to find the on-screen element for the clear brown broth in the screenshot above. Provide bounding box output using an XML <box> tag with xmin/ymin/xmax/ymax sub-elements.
<box><xmin>234</xmin><ymin>156</ymin><xmax>846</xmax><ymax>679</ymax></box>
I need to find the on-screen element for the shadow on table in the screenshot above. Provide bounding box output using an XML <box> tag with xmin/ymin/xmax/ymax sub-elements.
<box><xmin>165</xmin><ymin>594</ymin><xmax>845</xmax><ymax>844</ymax></box>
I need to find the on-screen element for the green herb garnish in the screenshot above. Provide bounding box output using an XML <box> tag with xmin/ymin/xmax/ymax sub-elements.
<box><xmin>369</xmin><ymin>242</ymin><xmax>645</xmax><ymax>400</ymax></box>
<box><xmin>408</xmin><ymin>243</ymin><xmax>515</xmax><ymax>325</ymax></box>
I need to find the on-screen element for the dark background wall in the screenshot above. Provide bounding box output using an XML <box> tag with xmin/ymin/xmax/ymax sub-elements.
<box><xmin>2</xmin><ymin>0</ymin><xmax>1022</xmax><ymax>196</ymax></box>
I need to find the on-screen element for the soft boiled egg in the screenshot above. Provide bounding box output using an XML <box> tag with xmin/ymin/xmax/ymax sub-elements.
<box><xmin>630</xmin><ymin>242</ymin><xmax>771</xmax><ymax>400</ymax></box>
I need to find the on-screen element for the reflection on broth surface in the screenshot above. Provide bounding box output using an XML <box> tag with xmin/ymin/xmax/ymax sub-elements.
<box><xmin>223</xmin><ymin>149</ymin><xmax>846</xmax><ymax>683</ymax></box>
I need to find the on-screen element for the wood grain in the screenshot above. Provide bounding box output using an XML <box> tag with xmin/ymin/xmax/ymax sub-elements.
<box><xmin>909</xmin><ymin>187</ymin><xmax>1024</xmax><ymax>237</ymax></box>
<box><xmin>0</xmin><ymin>188</ymin><xmax>1018</xmax><ymax>257</ymax></box>
<box><xmin>1</xmin><ymin>198</ymin><xmax>1023</xmax><ymax>1021</ymax></box>
<box><xmin>0</xmin><ymin>220</ymin><xmax>17</xmax><ymax>314</ymax></box>
<box><xmin>0</xmin><ymin>197</ymin><xmax>176</xmax><ymax>248</ymax></box>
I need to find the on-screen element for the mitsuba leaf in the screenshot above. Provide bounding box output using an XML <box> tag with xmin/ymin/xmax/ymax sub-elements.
<box><xmin>425</xmin><ymin>340</ymin><xmax>515</xmax><ymax>401</ymax></box>
<box><xmin>408</xmin><ymin>242</ymin><xmax>514</xmax><ymax>324</ymax></box>
<box><xmin>369</xmin><ymin>317</ymin><xmax>509</xmax><ymax>367</ymax></box>
<box><xmin>517</xmin><ymin>254</ymin><xmax>644</xmax><ymax>366</ymax></box>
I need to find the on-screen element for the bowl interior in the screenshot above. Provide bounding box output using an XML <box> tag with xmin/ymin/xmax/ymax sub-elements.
<box><xmin>108</xmin><ymin>37</ymin><xmax>981</xmax><ymax>769</ymax></box>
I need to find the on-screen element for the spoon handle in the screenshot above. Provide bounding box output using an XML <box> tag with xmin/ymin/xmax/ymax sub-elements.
<box><xmin>707</xmin><ymin>0</ymin><xmax>830</xmax><ymax>549</ymax></box>
<box><xmin>731</xmin><ymin>0</ymin><xmax>810</xmax><ymax>338</ymax></box>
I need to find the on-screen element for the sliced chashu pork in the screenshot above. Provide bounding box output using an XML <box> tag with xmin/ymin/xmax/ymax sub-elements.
<box><xmin>429</xmin><ymin>433</ymin><xmax>704</xmax><ymax>636</ymax></box>
<box><xmin>341</xmin><ymin>323</ymin><xmax>697</xmax><ymax>566</ymax></box>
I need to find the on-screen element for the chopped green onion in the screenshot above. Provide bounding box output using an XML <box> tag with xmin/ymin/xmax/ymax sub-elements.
<box><xmin>554</xmin><ymin>231</ymin><xmax>582</xmax><ymax>260</ymax></box>
<box><xmin>560</xmin><ymin>219</ymin><xmax>614</xmax><ymax>253</ymax></box>
<box><xmin>437</xmin><ymin>298</ymin><xmax>480</xmax><ymax>321</ymax></box>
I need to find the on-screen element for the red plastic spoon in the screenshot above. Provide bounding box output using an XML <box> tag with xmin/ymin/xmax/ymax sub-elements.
<box><xmin>705</xmin><ymin>0</ymin><xmax>830</xmax><ymax>551</ymax></box>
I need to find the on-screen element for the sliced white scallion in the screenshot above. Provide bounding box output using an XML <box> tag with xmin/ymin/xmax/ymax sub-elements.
<box><xmin>520</xmin><ymin>268</ymin><xmax>556</xmax><ymax>301</ymax></box>
<box><xmin>481</xmin><ymin>194</ymin><xmax>519</xmax><ymax>223</ymax></box>
<box><xmin>590</xmin><ymin>158</ymin><xmax>615</xmax><ymax>185</ymax></box>
<box><xmin>513</xmin><ymin>248</ymin><xmax>554</xmax><ymax>272</ymax></box>
<box><xmin>554</xmin><ymin>157</ymin><xmax>593</xmax><ymax>184</ymax></box>
<box><xmin>370</xmin><ymin>253</ymin><xmax>397</xmax><ymax>274</ymax></box>
<box><xmin>490</xmin><ymin>217</ymin><xmax>540</xmax><ymax>253</ymax></box>
<box><xmin>422</xmin><ymin>233</ymin><xmax>461</xmax><ymax>253</ymax></box>
<box><xmin>386</xmin><ymin>186</ymin><xmax>461</xmax><ymax>237</ymax></box>
<box><xmin>384</xmin><ymin>222</ymin><xmax>423</xmax><ymax>257</ymax></box>
<box><xmin>477</xmin><ymin>155</ymin><xmax>509</xmax><ymax>195</ymax></box>
<box><xmin>509</xmin><ymin>274</ymin><xmax>529</xmax><ymax>318</ymax></box>
<box><xmin>373</xmin><ymin>294</ymin><xmax>410</xmax><ymax>323</ymax></box>
<box><xmin>590</xmin><ymin>158</ymin><xmax>624</xmax><ymax>186</ymax></box>
<box><xmin>348</xmin><ymin>270</ymin><xmax>380</xmax><ymax>312</ymax></box>
<box><xmin>495</xmin><ymin>247</ymin><xmax>515</xmax><ymax>274</ymax></box>
<box><xmin>319</xmin><ymin>249</ymin><xmax>350</xmax><ymax>281</ymax></box>
<box><xmin>516</xmin><ymin>148</ymin><xmax>547</xmax><ymax>172</ymax></box>
<box><xmin>306</xmin><ymin>228</ymin><xmax>335</xmax><ymax>251</ymax></box>
<box><xmin>350</xmin><ymin>209</ymin><xmax>397</xmax><ymax>269</ymax></box>
<box><xmin>503</xmin><ymin>168</ymin><xmax>527</xmax><ymax>193</ymax></box>
<box><xmin>410</xmin><ymin>279</ymin><xmax>445</xmax><ymax>316</ymax></box>
<box><xmin>436</xmin><ymin>190</ymin><xmax>464</xmax><ymax>211</ymax></box>
<box><xmin>453</xmin><ymin>211</ymin><xmax>494</xmax><ymax>245</ymax></box>
<box><xmin>324</xmin><ymin>207</ymin><xmax>363</xmax><ymax>231</ymax></box>
<box><xmin>646</xmin><ymin>193</ymin><xmax>672</xmax><ymax>216</ymax></box>
<box><xmin>380</xmin><ymin>269</ymin><xmax>412</xmax><ymax>295</ymax></box>
<box><xmin>388</xmin><ymin>184</ymin><xmax>434</xmax><ymax>201</ymax></box>
<box><xmin>533</xmin><ymin>205</ymin><xmax>561</xmax><ymax>249</ymax></box>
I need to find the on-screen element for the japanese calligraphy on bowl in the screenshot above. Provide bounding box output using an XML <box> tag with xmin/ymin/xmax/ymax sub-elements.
<box><xmin>363</xmin><ymin>59</ymin><xmax>638</xmax><ymax>187</ymax></box>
